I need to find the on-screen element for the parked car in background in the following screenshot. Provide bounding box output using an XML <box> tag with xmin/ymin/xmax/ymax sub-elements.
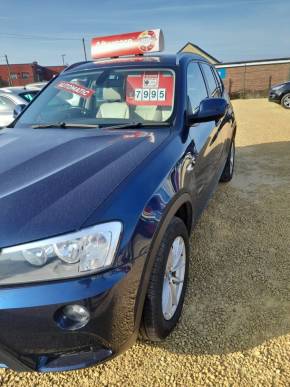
<box><xmin>26</xmin><ymin>82</ymin><xmax>48</xmax><ymax>91</ymax></box>
<box><xmin>0</xmin><ymin>87</ymin><xmax>39</xmax><ymax>127</ymax></box>
<box><xmin>269</xmin><ymin>81</ymin><xmax>290</xmax><ymax>109</ymax></box>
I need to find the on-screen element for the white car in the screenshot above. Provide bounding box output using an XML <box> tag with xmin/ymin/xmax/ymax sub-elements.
<box><xmin>25</xmin><ymin>82</ymin><xmax>48</xmax><ymax>91</ymax></box>
<box><xmin>0</xmin><ymin>87</ymin><xmax>39</xmax><ymax>127</ymax></box>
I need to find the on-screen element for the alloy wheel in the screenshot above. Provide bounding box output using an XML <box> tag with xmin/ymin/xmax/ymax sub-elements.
<box><xmin>162</xmin><ymin>236</ymin><xmax>186</xmax><ymax>320</ymax></box>
<box><xmin>283</xmin><ymin>95</ymin><xmax>290</xmax><ymax>108</ymax></box>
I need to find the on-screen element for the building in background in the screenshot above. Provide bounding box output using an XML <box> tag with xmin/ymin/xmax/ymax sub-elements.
<box><xmin>179</xmin><ymin>42</ymin><xmax>221</xmax><ymax>65</ymax></box>
<box><xmin>216</xmin><ymin>58</ymin><xmax>290</xmax><ymax>98</ymax></box>
<box><xmin>180</xmin><ymin>43</ymin><xmax>290</xmax><ymax>98</ymax></box>
<box><xmin>3</xmin><ymin>48</ymin><xmax>290</xmax><ymax>98</ymax></box>
<box><xmin>0</xmin><ymin>62</ymin><xmax>66</xmax><ymax>87</ymax></box>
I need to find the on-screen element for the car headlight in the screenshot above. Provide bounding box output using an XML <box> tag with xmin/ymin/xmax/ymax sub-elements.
<box><xmin>271</xmin><ymin>84</ymin><xmax>284</xmax><ymax>91</ymax></box>
<box><xmin>0</xmin><ymin>222</ymin><xmax>122</xmax><ymax>286</ymax></box>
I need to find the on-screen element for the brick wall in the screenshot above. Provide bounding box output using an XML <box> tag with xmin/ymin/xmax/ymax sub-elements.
<box><xmin>0</xmin><ymin>64</ymin><xmax>36</xmax><ymax>87</ymax></box>
<box><xmin>0</xmin><ymin>63</ymin><xmax>66</xmax><ymax>87</ymax></box>
<box><xmin>220</xmin><ymin>63</ymin><xmax>290</xmax><ymax>98</ymax></box>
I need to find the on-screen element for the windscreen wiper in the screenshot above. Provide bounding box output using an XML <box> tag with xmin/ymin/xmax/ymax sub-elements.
<box><xmin>102</xmin><ymin>122</ymin><xmax>170</xmax><ymax>130</ymax></box>
<box><xmin>101</xmin><ymin>122</ymin><xmax>143</xmax><ymax>130</ymax></box>
<box><xmin>32</xmin><ymin>121</ymin><xmax>170</xmax><ymax>130</ymax></box>
<box><xmin>32</xmin><ymin>122</ymin><xmax>99</xmax><ymax>129</ymax></box>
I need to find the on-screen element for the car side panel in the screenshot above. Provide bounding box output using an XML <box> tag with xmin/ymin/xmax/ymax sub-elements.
<box><xmin>189</xmin><ymin>120</ymin><xmax>223</xmax><ymax>211</ymax></box>
<box><xmin>0</xmin><ymin>94</ymin><xmax>25</xmax><ymax>128</ymax></box>
<box><xmin>220</xmin><ymin>92</ymin><xmax>236</xmax><ymax>159</ymax></box>
<box><xmin>0</xmin><ymin>111</ymin><xmax>14</xmax><ymax>128</ymax></box>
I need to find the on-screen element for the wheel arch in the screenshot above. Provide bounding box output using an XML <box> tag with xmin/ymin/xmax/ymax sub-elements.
<box><xmin>174</xmin><ymin>200</ymin><xmax>193</xmax><ymax>234</ymax></box>
<box><xmin>281</xmin><ymin>92</ymin><xmax>290</xmax><ymax>107</ymax></box>
<box><xmin>134</xmin><ymin>192</ymin><xmax>193</xmax><ymax>330</ymax></box>
<box><xmin>281</xmin><ymin>90</ymin><xmax>290</xmax><ymax>98</ymax></box>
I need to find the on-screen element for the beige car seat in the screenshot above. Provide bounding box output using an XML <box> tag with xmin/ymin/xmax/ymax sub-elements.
<box><xmin>134</xmin><ymin>105</ymin><xmax>172</xmax><ymax>122</ymax></box>
<box><xmin>134</xmin><ymin>106</ymin><xmax>162</xmax><ymax>121</ymax></box>
<box><xmin>161</xmin><ymin>108</ymin><xmax>172</xmax><ymax>121</ymax></box>
<box><xmin>97</xmin><ymin>88</ymin><xmax>129</xmax><ymax>119</ymax></box>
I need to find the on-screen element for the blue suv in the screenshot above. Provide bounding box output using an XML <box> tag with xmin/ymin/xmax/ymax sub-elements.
<box><xmin>0</xmin><ymin>52</ymin><xmax>236</xmax><ymax>372</ymax></box>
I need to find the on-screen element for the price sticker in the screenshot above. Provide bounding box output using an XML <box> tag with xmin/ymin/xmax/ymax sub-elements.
<box><xmin>134</xmin><ymin>88</ymin><xmax>166</xmax><ymax>102</ymax></box>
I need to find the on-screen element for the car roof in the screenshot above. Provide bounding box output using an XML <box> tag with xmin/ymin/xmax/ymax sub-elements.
<box><xmin>26</xmin><ymin>82</ymin><xmax>47</xmax><ymax>86</ymax></box>
<box><xmin>25</xmin><ymin>82</ymin><xmax>47</xmax><ymax>89</ymax></box>
<box><xmin>64</xmin><ymin>53</ymin><xmax>209</xmax><ymax>74</ymax></box>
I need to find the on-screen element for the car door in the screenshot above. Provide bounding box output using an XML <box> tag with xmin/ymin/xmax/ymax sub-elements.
<box><xmin>0</xmin><ymin>96</ymin><xmax>16</xmax><ymax>128</ymax></box>
<box><xmin>211</xmin><ymin>65</ymin><xmax>234</xmax><ymax>161</ymax></box>
<box><xmin>199</xmin><ymin>63</ymin><xmax>226</xmax><ymax>168</ymax></box>
<box><xmin>186</xmin><ymin>61</ymin><xmax>221</xmax><ymax>212</ymax></box>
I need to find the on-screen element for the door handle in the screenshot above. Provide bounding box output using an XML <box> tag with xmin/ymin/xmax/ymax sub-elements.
<box><xmin>186</xmin><ymin>155</ymin><xmax>195</xmax><ymax>172</ymax></box>
<box><xmin>187</xmin><ymin>162</ymin><xmax>194</xmax><ymax>172</ymax></box>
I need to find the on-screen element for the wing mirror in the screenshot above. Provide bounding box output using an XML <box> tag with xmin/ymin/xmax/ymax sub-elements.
<box><xmin>188</xmin><ymin>98</ymin><xmax>228</xmax><ymax>124</ymax></box>
<box><xmin>13</xmin><ymin>104</ymin><xmax>26</xmax><ymax>119</ymax></box>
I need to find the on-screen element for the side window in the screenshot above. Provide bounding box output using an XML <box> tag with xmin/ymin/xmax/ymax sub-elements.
<box><xmin>201</xmin><ymin>63</ymin><xmax>221</xmax><ymax>97</ymax></box>
<box><xmin>0</xmin><ymin>96</ymin><xmax>15</xmax><ymax>112</ymax></box>
<box><xmin>187</xmin><ymin>62</ymin><xmax>208</xmax><ymax>112</ymax></box>
<box><xmin>211</xmin><ymin>67</ymin><xmax>224</xmax><ymax>94</ymax></box>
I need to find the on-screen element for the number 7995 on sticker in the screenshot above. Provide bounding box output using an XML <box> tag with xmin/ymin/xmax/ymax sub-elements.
<box><xmin>134</xmin><ymin>88</ymin><xmax>166</xmax><ymax>102</ymax></box>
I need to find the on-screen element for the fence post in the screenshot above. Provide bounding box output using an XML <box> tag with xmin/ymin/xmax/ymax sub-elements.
<box><xmin>243</xmin><ymin>64</ymin><xmax>246</xmax><ymax>99</ymax></box>
<box><xmin>229</xmin><ymin>79</ymin><xmax>232</xmax><ymax>98</ymax></box>
<box><xmin>268</xmin><ymin>75</ymin><xmax>272</xmax><ymax>91</ymax></box>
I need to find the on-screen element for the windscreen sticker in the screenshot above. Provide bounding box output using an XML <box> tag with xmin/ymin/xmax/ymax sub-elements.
<box><xmin>55</xmin><ymin>81</ymin><xmax>95</xmax><ymax>99</ymax></box>
<box><xmin>126</xmin><ymin>72</ymin><xmax>173</xmax><ymax>106</ymax></box>
<box><xmin>143</xmin><ymin>73</ymin><xmax>159</xmax><ymax>88</ymax></box>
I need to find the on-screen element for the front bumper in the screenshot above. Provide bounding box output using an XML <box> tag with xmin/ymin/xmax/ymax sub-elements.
<box><xmin>268</xmin><ymin>90</ymin><xmax>282</xmax><ymax>103</ymax></box>
<box><xmin>0</xmin><ymin>257</ymin><xmax>145</xmax><ymax>372</ymax></box>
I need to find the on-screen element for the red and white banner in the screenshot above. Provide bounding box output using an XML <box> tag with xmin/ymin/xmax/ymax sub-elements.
<box><xmin>91</xmin><ymin>29</ymin><xmax>164</xmax><ymax>59</ymax></box>
<box><xmin>55</xmin><ymin>81</ymin><xmax>95</xmax><ymax>99</ymax></box>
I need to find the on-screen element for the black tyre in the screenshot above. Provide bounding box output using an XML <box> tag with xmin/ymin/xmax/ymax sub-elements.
<box><xmin>141</xmin><ymin>216</ymin><xmax>189</xmax><ymax>341</ymax></box>
<box><xmin>220</xmin><ymin>139</ymin><xmax>235</xmax><ymax>183</ymax></box>
<box><xmin>281</xmin><ymin>93</ymin><xmax>290</xmax><ymax>109</ymax></box>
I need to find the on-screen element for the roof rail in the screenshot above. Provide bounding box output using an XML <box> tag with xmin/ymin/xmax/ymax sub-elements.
<box><xmin>62</xmin><ymin>61</ymin><xmax>92</xmax><ymax>73</ymax></box>
<box><xmin>175</xmin><ymin>51</ymin><xmax>207</xmax><ymax>65</ymax></box>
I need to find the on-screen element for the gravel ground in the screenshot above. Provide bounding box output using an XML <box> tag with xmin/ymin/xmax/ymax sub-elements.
<box><xmin>1</xmin><ymin>98</ymin><xmax>290</xmax><ymax>386</ymax></box>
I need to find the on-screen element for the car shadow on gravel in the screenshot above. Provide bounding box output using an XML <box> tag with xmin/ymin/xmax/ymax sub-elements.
<box><xmin>152</xmin><ymin>141</ymin><xmax>290</xmax><ymax>356</ymax></box>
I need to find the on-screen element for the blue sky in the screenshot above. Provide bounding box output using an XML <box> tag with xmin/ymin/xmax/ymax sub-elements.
<box><xmin>0</xmin><ymin>0</ymin><xmax>289</xmax><ymax>65</ymax></box>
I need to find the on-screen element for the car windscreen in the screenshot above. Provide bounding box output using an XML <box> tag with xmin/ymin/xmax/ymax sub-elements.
<box><xmin>19</xmin><ymin>91</ymin><xmax>39</xmax><ymax>103</ymax></box>
<box><xmin>15</xmin><ymin>68</ymin><xmax>176</xmax><ymax>128</ymax></box>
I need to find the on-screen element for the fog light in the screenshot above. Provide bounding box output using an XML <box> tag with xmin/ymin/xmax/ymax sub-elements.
<box><xmin>56</xmin><ymin>304</ymin><xmax>90</xmax><ymax>331</ymax></box>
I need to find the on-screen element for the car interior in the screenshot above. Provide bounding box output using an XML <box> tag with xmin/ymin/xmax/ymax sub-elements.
<box><xmin>55</xmin><ymin>71</ymin><xmax>174</xmax><ymax>124</ymax></box>
<box><xmin>23</xmin><ymin>69</ymin><xmax>175</xmax><ymax>126</ymax></box>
